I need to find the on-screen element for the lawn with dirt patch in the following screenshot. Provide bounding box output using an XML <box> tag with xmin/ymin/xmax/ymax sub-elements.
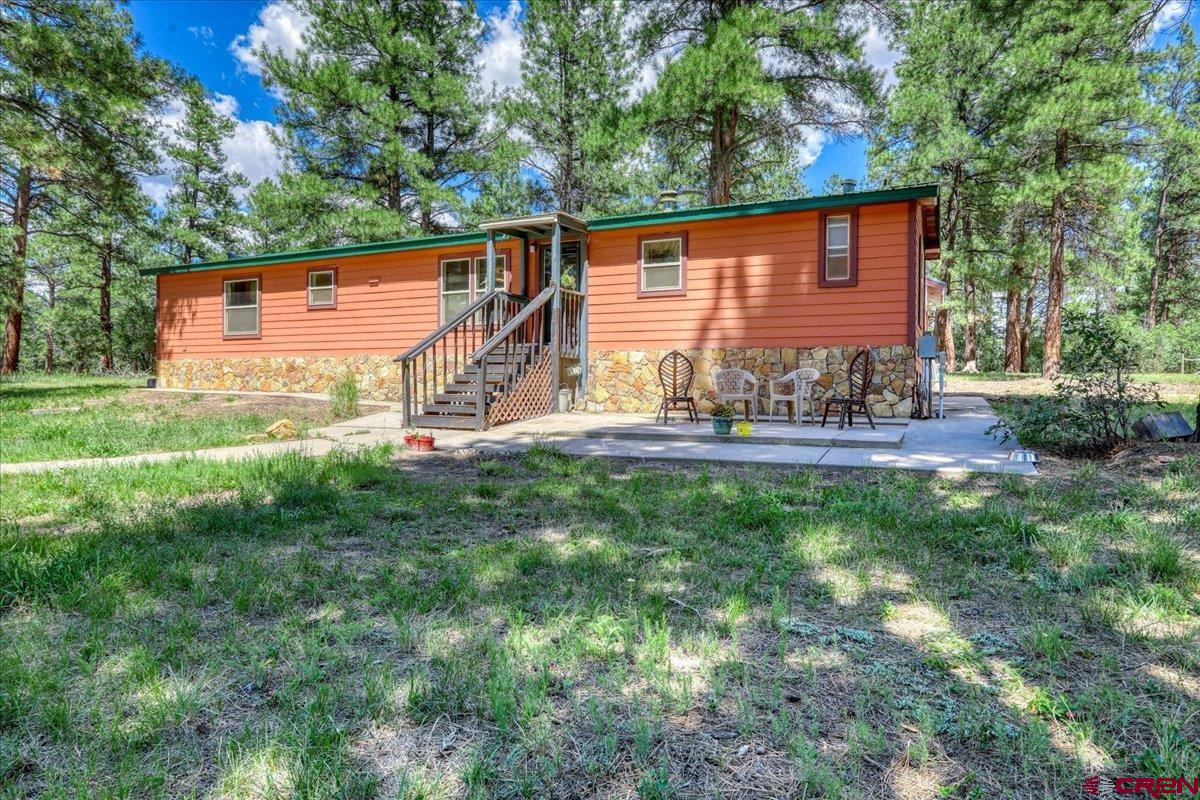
<box><xmin>0</xmin><ymin>374</ymin><xmax>363</xmax><ymax>463</ymax></box>
<box><xmin>1</xmin><ymin>444</ymin><xmax>1196</xmax><ymax>798</ymax></box>
<box><xmin>946</xmin><ymin>372</ymin><xmax>1200</xmax><ymax>427</ymax></box>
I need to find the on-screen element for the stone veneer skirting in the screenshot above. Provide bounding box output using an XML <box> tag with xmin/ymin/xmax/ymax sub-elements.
<box><xmin>158</xmin><ymin>356</ymin><xmax>403</xmax><ymax>401</ymax></box>
<box><xmin>584</xmin><ymin>346</ymin><xmax>916</xmax><ymax>418</ymax></box>
<box><xmin>159</xmin><ymin>345</ymin><xmax>917</xmax><ymax>417</ymax></box>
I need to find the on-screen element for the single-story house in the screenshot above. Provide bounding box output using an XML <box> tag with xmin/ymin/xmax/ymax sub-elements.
<box><xmin>143</xmin><ymin>183</ymin><xmax>941</xmax><ymax>429</ymax></box>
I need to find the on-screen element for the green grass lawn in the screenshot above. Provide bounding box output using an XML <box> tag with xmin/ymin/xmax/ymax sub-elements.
<box><xmin>946</xmin><ymin>372</ymin><xmax>1199</xmax><ymax>428</ymax></box>
<box><xmin>0</xmin><ymin>374</ymin><xmax>355</xmax><ymax>463</ymax></box>
<box><xmin>1</xmin><ymin>446</ymin><xmax>1196</xmax><ymax>797</ymax></box>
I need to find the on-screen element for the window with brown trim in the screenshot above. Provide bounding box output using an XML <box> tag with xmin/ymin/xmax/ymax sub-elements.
<box><xmin>223</xmin><ymin>277</ymin><xmax>260</xmax><ymax>337</ymax></box>
<box><xmin>307</xmin><ymin>267</ymin><xmax>336</xmax><ymax>308</ymax></box>
<box><xmin>818</xmin><ymin>208</ymin><xmax>858</xmax><ymax>287</ymax></box>
<box><xmin>638</xmin><ymin>233</ymin><xmax>687</xmax><ymax>296</ymax></box>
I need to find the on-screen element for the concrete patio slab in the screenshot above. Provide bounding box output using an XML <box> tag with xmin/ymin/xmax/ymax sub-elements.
<box><xmin>577</xmin><ymin>421</ymin><xmax>905</xmax><ymax>449</ymax></box>
<box><xmin>4</xmin><ymin>397</ymin><xmax>1035</xmax><ymax>477</ymax></box>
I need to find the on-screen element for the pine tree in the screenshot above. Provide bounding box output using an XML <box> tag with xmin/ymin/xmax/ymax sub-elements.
<box><xmin>994</xmin><ymin>0</ymin><xmax>1159</xmax><ymax>378</ymax></box>
<box><xmin>259</xmin><ymin>0</ymin><xmax>498</xmax><ymax>235</ymax></box>
<box><xmin>0</xmin><ymin>0</ymin><xmax>166</xmax><ymax>372</ymax></box>
<box><xmin>161</xmin><ymin>80</ymin><xmax>248</xmax><ymax>264</ymax></box>
<box><xmin>638</xmin><ymin>0</ymin><xmax>879</xmax><ymax>206</ymax></box>
<box><xmin>1142</xmin><ymin>23</ymin><xmax>1200</xmax><ymax>328</ymax></box>
<box><xmin>503</xmin><ymin>0</ymin><xmax>639</xmax><ymax>215</ymax></box>
<box><xmin>872</xmin><ymin>0</ymin><xmax>1014</xmax><ymax>372</ymax></box>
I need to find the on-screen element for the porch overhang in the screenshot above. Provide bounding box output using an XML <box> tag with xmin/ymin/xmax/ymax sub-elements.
<box><xmin>479</xmin><ymin>211</ymin><xmax>588</xmax><ymax>239</ymax></box>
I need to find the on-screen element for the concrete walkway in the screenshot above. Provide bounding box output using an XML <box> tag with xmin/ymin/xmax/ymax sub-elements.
<box><xmin>315</xmin><ymin>397</ymin><xmax>1035</xmax><ymax>476</ymax></box>
<box><xmin>3</xmin><ymin>396</ymin><xmax>1034</xmax><ymax>477</ymax></box>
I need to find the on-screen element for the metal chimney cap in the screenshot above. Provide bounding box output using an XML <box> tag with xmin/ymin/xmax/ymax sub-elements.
<box><xmin>840</xmin><ymin>178</ymin><xmax>858</xmax><ymax>194</ymax></box>
<box><xmin>658</xmin><ymin>189</ymin><xmax>679</xmax><ymax>210</ymax></box>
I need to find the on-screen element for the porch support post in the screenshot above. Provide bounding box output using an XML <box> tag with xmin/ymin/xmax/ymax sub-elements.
<box><xmin>485</xmin><ymin>230</ymin><xmax>497</xmax><ymax>290</ymax></box>
<box><xmin>550</xmin><ymin>220</ymin><xmax>562</xmax><ymax>409</ymax></box>
<box><xmin>579</xmin><ymin>230</ymin><xmax>589</xmax><ymax>401</ymax></box>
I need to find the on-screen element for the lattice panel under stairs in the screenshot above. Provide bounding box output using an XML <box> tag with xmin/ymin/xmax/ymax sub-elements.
<box><xmin>486</xmin><ymin>351</ymin><xmax>554</xmax><ymax>427</ymax></box>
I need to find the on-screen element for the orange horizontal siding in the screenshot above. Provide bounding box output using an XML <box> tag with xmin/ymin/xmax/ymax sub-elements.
<box><xmin>155</xmin><ymin>202</ymin><xmax>916</xmax><ymax>360</ymax></box>
<box><xmin>586</xmin><ymin>202</ymin><xmax>912</xmax><ymax>349</ymax></box>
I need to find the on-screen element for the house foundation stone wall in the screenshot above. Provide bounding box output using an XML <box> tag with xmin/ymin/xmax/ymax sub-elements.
<box><xmin>584</xmin><ymin>346</ymin><xmax>916</xmax><ymax>418</ymax></box>
<box><xmin>157</xmin><ymin>356</ymin><xmax>402</xmax><ymax>401</ymax></box>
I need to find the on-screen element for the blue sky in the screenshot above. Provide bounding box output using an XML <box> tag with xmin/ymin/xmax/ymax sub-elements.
<box><xmin>129</xmin><ymin>0</ymin><xmax>1198</xmax><ymax>204</ymax></box>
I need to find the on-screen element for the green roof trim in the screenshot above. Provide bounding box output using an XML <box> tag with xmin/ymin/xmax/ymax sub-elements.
<box><xmin>142</xmin><ymin>184</ymin><xmax>937</xmax><ymax>276</ymax></box>
<box><xmin>139</xmin><ymin>230</ymin><xmax>492</xmax><ymax>276</ymax></box>
<box><xmin>587</xmin><ymin>184</ymin><xmax>937</xmax><ymax>230</ymax></box>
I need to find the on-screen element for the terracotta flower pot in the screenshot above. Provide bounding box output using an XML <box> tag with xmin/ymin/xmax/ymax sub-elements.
<box><xmin>415</xmin><ymin>435</ymin><xmax>435</xmax><ymax>452</ymax></box>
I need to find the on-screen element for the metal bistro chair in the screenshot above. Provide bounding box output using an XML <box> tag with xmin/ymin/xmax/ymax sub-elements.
<box><xmin>657</xmin><ymin>350</ymin><xmax>699</xmax><ymax>424</ymax></box>
<box><xmin>769</xmin><ymin>367</ymin><xmax>820</xmax><ymax>425</ymax></box>
<box><xmin>712</xmin><ymin>367</ymin><xmax>759</xmax><ymax>421</ymax></box>
<box><xmin>821</xmin><ymin>347</ymin><xmax>877</xmax><ymax>430</ymax></box>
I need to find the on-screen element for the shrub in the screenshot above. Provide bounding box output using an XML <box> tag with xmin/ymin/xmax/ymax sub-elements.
<box><xmin>711</xmin><ymin>402</ymin><xmax>737</xmax><ymax>419</ymax></box>
<box><xmin>992</xmin><ymin>311</ymin><xmax>1160</xmax><ymax>457</ymax></box>
<box><xmin>329</xmin><ymin>370</ymin><xmax>360</xmax><ymax>419</ymax></box>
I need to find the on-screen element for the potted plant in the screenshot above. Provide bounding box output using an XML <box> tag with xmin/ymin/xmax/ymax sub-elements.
<box><xmin>403</xmin><ymin>428</ymin><xmax>419</xmax><ymax>448</ymax></box>
<box><xmin>711</xmin><ymin>402</ymin><xmax>736</xmax><ymax>435</ymax></box>
<box><xmin>414</xmin><ymin>431</ymin><xmax>435</xmax><ymax>452</ymax></box>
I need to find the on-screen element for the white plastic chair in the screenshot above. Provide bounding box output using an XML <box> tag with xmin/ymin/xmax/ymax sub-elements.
<box><xmin>769</xmin><ymin>368</ymin><xmax>820</xmax><ymax>425</ymax></box>
<box><xmin>712</xmin><ymin>367</ymin><xmax>759</xmax><ymax>421</ymax></box>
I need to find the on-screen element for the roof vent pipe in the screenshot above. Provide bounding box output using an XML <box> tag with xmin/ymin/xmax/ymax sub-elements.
<box><xmin>658</xmin><ymin>189</ymin><xmax>679</xmax><ymax>211</ymax></box>
<box><xmin>841</xmin><ymin>178</ymin><xmax>858</xmax><ymax>194</ymax></box>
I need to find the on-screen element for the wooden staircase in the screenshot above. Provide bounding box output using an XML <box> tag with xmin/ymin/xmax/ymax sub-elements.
<box><xmin>397</xmin><ymin>284</ymin><xmax>579</xmax><ymax>431</ymax></box>
<box><xmin>409</xmin><ymin>343</ymin><xmax>540</xmax><ymax>429</ymax></box>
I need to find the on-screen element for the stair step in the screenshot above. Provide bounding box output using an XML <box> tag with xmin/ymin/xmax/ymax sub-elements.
<box><xmin>433</xmin><ymin>390</ymin><xmax>494</xmax><ymax>403</ymax></box>
<box><xmin>411</xmin><ymin>414</ymin><xmax>478</xmax><ymax>430</ymax></box>
<box><xmin>421</xmin><ymin>402</ymin><xmax>477</xmax><ymax>415</ymax></box>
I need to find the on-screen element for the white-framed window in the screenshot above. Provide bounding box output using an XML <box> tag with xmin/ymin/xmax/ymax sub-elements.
<box><xmin>441</xmin><ymin>254</ymin><xmax>506</xmax><ymax>320</ymax></box>
<box><xmin>824</xmin><ymin>215</ymin><xmax>851</xmax><ymax>281</ymax></box>
<box><xmin>223</xmin><ymin>278</ymin><xmax>260</xmax><ymax>336</ymax></box>
<box><xmin>474</xmin><ymin>254</ymin><xmax>506</xmax><ymax>294</ymax></box>
<box><xmin>640</xmin><ymin>236</ymin><xmax>684</xmax><ymax>293</ymax></box>
<box><xmin>308</xmin><ymin>269</ymin><xmax>335</xmax><ymax>307</ymax></box>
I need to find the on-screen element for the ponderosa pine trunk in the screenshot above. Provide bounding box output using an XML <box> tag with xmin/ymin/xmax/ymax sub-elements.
<box><xmin>99</xmin><ymin>234</ymin><xmax>114</xmax><ymax>372</ymax></box>
<box><xmin>1004</xmin><ymin>260</ymin><xmax>1024</xmax><ymax>373</ymax></box>
<box><xmin>1146</xmin><ymin>180</ymin><xmax>1169</xmax><ymax>327</ymax></box>
<box><xmin>43</xmin><ymin>278</ymin><xmax>56</xmax><ymax>373</ymax></box>
<box><xmin>1042</xmin><ymin>130</ymin><xmax>1068</xmax><ymax>379</ymax></box>
<box><xmin>708</xmin><ymin>104</ymin><xmax>738</xmax><ymax>206</ymax></box>
<box><xmin>935</xmin><ymin>196</ymin><xmax>956</xmax><ymax>371</ymax></box>
<box><xmin>1020</xmin><ymin>269</ymin><xmax>1036</xmax><ymax>373</ymax></box>
<box><xmin>961</xmin><ymin>211</ymin><xmax>977</xmax><ymax>372</ymax></box>
<box><xmin>2</xmin><ymin>165</ymin><xmax>32</xmax><ymax>374</ymax></box>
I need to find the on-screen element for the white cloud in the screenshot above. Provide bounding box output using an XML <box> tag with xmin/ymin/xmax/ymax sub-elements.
<box><xmin>188</xmin><ymin>25</ymin><xmax>215</xmax><ymax>47</ymax></box>
<box><xmin>861</xmin><ymin>22</ymin><xmax>902</xmax><ymax>89</ymax></box>
<box><xmin>141</xmin><ymin>93</ymin><xmax>284</xmax><ymax>205</ymax></box>
<box><xmin>230</xmin><ymin>0</ymin><xmax>312</xmax><ymax>76</ymax></box>
<box><xmin>477</xmin><ymin>0</ymin><xmax>522</xmax><ymax>94</ymax></box>
<box><xmin>796</xmin><ymin>127</ymin><xmax>830</xmax><ymax>169</ymax></box>
<box><xmin>1153</xmin><ymin>0</ymin><xmax>1186</xmax><ymax>32</ymax></box>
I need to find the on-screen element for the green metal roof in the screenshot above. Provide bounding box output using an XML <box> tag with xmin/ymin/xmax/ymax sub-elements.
<box><xmin>142</xmin><ymin>183</ymin><xmax>938</xmax><ymax>276</ymax></box>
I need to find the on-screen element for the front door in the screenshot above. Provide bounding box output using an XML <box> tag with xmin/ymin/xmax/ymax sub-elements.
<box><xmin>538</xmin><ymin>241</ymin><xmax>582</xmax><ymax>291</ymax></box>
<box><xmin>538</xmin><ymin>241</ymin><xmax>581</xmax><ymax>343</ymax></box>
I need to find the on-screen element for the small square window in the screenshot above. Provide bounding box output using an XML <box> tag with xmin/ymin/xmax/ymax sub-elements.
<box><xmin>639</xmin><ymin>236</ymin><xmax>685</xmax><ymax>294</ymax></box>
<box><xmin>308</xmin><ymin>269</ymin><xmax>336</xmax><ymax>307</ymax></box>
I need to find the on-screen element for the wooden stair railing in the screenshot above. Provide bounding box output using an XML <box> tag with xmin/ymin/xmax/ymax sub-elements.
<box><xmin>471</xmin><ymin>285</ymin><xmax>556</xmax><ymax>429</ymax></box>
<box><xmin>395</xmin><ymin>290</ymin><xmax>528</xmax><ymax>426</ymax></box>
